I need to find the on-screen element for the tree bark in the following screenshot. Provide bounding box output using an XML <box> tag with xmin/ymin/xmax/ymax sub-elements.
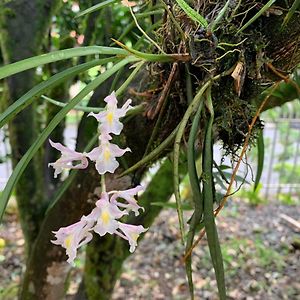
<box><xmin>0</xmin><ymin>0</ymin><xmax>61</xmax><ymax>252</ymax></box>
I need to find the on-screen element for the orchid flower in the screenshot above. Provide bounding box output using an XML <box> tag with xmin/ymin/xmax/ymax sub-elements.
<box><xmin>88</xmin><ymin>92</ymin><xmax>132</xmax><ymax>135</ymax></box>
<box><xmin>48</xmin><ymin>140</ymin><xmax>88</xmax><ymax>178</ymax></box>
<box><xmin>88</xmin><ymin>192</ymin><xmax>127</xmax><ymax>236</ymax></box>
<box><xmin>86</xmin><ymin>134</ymin><xmax>130</xmax><ymax>175</ymax></box>
<box><xmin>51</xmin><ymin>216</ymin><xmax>93</xmax><ymax>264</ymax></box>
<box><xmin>117</xmin><ymin>223</ymin><xmax>147</xmax><ymax>253</ymax></box>
<box><xmin>111</xmin><ymin>185</ymin><xmax>144</xmax><ymax>216</ymax></box>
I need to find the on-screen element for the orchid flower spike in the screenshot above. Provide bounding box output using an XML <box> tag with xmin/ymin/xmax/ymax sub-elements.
<box><xmin>48</xmin><ymin>140</ymin><xmax>88</xmax><ymax>178</ymax></box>
<box><xmin>88</xmin><ymin>92</ymin><xmax>132</xmax><ymax>135</ymax></box>
<box><xmin>117</xmin><ymin>223</ymin><xmax>148</xmax><ymax>253</ymax></box>
<box><xmin>51</xmin><ymin>216</ymin><xmax>93</xmax><ymax>264</ymax></box>
<box><xmin>86</xmin><ymin>134</ymin><xmax>130</xmax><ymax>175</ymax></box>
<box><xmin>88</xmin><ymin>192</ymin><xmax>128</xmax><ymax>236</ymax></box>
<box><xmin>111</xmin><ymin>185</ymin><xmax>144</xmax><ymax>216</ymax></box>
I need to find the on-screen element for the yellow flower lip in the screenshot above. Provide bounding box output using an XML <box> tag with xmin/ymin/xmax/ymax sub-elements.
<box><xmin>65</xmin><ymin>235</ymin><xmax>73</xmax><ymax>249</ymax></box>
<box><xmin>101</xmin><ymin>210</ymin><xmax>111</xmax><ymax>225</ymax></box>
<box><xmin>106</xmin><ymin>112</ymin><xmax>114</xmax><ymax>125</ymax></box>
<box><xmin>104</xmin><ymin>148</ymin><xmax>111</xmax><ymax>161</ymax></box>
<box><xmin>131</xmin><ymin>233</ymin><xmax>139</xmax><ymax>242</ymax></box>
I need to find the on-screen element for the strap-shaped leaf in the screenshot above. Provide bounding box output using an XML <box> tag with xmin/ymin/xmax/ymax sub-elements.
<box><xmin>76</xmin><ymin>0</ymin><xmax>118</xmax><ymax>18</ymax></box>
<box><xmin>0</xmin><ymin>56</ymin><xmax>138</xmax><ymax>221</ymax></box>
<box><xmin>203</xmin><ymin>88</ymin><xmax>226</xmax><ymax>300</ymax></box>
<box><xmin>175</xmin><ymin>0</ymin><xmax>208</xmax><ymax>27</ymax></box>
<box><xmin>0</xmin><ymin>46</ymin><xmax>127</xmax><ymax>80</ymax></box>
<box><xmin>173</xmin><ymin>80</ymin><xmax>213</xmax><ymax>243</ymax></box>
<box><xmin>119</xmin><ymin>125</ymin><xmax>179</xmax><ymax>177</ymax></box>
<box><xmin>237</xmin><ymin>0</ymin><xmax>277</xmax><ymax>33</ymax></box>
<box><xmin>209</xmin><ymin>0</ymin><xmax>231</xmax><ymax>31</ymax></box>
<box><xmin>185</xmin><ymin>101</ymin><xmax>204</xmax><ymax>299</ymax></box>
<box><xmin>0</xmin><ymin>57</ymin><xmax>118</xmax><ymax>127</ymax></box>
<box><xmin>254</xmin><ymin>129</ymin><xmax>264</xmax><ymax>191</ymax></box>
<box><xmin>282</xmin><ymin>0</ymin><xmax>300</xmax><ymax>27</ymax></box>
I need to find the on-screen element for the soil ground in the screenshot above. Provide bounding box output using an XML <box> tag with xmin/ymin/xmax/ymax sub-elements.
<box><xmin>0</xmin><ymin>199</ymin><xmax>299</xmax><ymax>300</ymax></box>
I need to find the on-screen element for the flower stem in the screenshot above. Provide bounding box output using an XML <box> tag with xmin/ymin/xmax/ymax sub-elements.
<box><xmin>101</xmin><ymin>175</ymin><xmax>106</xmax><ymax>193</ymax></box>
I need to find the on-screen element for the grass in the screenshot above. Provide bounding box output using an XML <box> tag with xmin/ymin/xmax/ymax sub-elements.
<box><xmin>199</xmin><ymin>237</ymin><xmax>286</xmax><ymax>279</ymax></box>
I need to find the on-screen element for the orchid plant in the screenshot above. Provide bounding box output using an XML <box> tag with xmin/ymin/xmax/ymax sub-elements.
<box><xmin>49</xmin><ymin>92</ymin><xmax>147</xmax><ymax>264</ymax></box>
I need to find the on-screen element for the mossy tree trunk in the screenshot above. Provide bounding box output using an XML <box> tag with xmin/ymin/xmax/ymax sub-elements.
<box><xmin>44</xmin><ymin>36</ymin><xmax>75</xmax><ymax>199</ymax></box>
<box><xmin>0</xmin><ymin>0</ymin><xmax>61</xmax><ymax>253</ymax></box>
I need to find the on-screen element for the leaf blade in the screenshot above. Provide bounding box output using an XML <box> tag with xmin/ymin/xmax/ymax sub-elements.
<box><xmin>0</xmin><ymin>57</ymin><xmax>118</xmax><ymax>127</ymax></box>
<box><xmin>0</xmin><ymin>46</ymin><xmax>127</xmax><ymax>79</ymax></box>
<box><xmin>254</xmin><ymin>129</ymin><xmax>264</xmax><ymax>191</ymax></box>
<box><xmin>76</xmin><ymin>0</ymin><xmax>119</xmax><ymax>18</ymax></box>
<box><xmin>203</xmin><ymin>88</ymin><xmax>226</xmax><ymax>300</ymax></box>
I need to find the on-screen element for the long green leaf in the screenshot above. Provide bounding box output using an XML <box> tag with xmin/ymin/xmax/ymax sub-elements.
<box><xmin>0</xmin><ymin>56</ymin><xmax>138</xmax><ymax>221</ymax></box>
<box><xmin>0</xmin><ymin>57</ymin><xmax>117</xmax><ymax>127</ymax></box>
<box><xmin>185</xmin><ymin>101</ymin><xmax>204</xmax><ymax>299</ymax></box>
<box><xmin>282</xmin><ymin>0</ymin><xmax>300</xmax><ymax>27</ymax></box>
<box><xmin>175</xmin><ymin>0</ymin><xmax>208</xmax><ymax>27</ymax></box>
<box><xmin>173</xmin><ymin>79</ymin><xmax>214</xmax><ymax>243</ymax></box>
<box><xmin>209</xmin><ymin>0</ymin><xmax>231</xmax><ymax>31</ymax></box>
<box><xmin>0</xmin><ymin>46</ymin><xmax>127</xmax><ymax>80</ymax></box>
<box><xmin>237</xmin><ymin>0</ymin><xmax>277</xmax><ymax>33</ymax></box>
<box><xmin>75</xmin><ymin>0</ymin><xmax>118</xmax><ymax>18</ymax></box>
<box><xmin>254</xmin><ymin>129</ymin><xmax>264</xmax><ymax>191</ymax></box>
<box><xmin>119</xmin><ymin>125</ymin><xmax>179</xmax><ymax>177</ymax></box>
<box><xmin>41</xmin><ymin>60</ymin><xmax>144</xmax><ymax>113</ymax></box>
<box><xmin>42</xmin><ymin>95</ymin><xmax>144</xmax><ymax>116</ymax></box>
<box><xmin>203</xmin><ymin>88</ymin><xmax>226</xmax><ymax>300</ymax></box>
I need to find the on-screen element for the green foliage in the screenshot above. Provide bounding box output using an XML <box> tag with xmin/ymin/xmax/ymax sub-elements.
<box><xmin>175</xmin><ymin>0</ymin><xmax>208</xmax><ymax>27</ymax></box>
<box><xmin>282</xmin><ymin>0</ymin><xmax>300</xmax><ymax>27</ymax></box>
<box><xmin>278</xmin><ymin>193</ymin><xmax>299</xmax><ymax>206</ymax></box>
<box><xmin>254</xmin><ymin>129</ymin><xmax>264</xmax><ymax>191</ymax></box>
<box><xmin>202</xmin><ymin>90</ymin><xmax>226</xmax><ymax>300</ymax></box>
<box><xmin>238</xmin><ymin>183</ymin><xmax>267</xmax><ymax>206</ymax></box>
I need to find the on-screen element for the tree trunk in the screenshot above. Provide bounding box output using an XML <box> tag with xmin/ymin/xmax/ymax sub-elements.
<box><xmin>0</xmin><ymin>0</ymin><xmax>61</xmax><ymax>253</ymax></box>
<box><xmin>44</xmin><ymin>36</ymin><xmax>75</xmax><ymax>199</ymax></box>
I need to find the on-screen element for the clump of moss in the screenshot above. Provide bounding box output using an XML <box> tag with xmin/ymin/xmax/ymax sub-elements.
<box><xmin>215</xmin><ymin>96</ymin><xmax>263</xmax><ymax>155</ymax></box>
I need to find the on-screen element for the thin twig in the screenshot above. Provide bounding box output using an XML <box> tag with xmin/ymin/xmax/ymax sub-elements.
<box><xmin>129</xmin><ymin>6</ymin><xmax>165</xmax><ymax>53</ymax></box>
<box><xmin>148</xmin><ymin>62</ymin><xmax>178</xmax><ymax>119</ymax></box>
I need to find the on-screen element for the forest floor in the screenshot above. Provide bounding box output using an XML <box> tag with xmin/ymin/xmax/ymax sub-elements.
<box><xmin>0</xmin><ymin>199</ymin><xmax>299</xmax><ymax>300</ymax></box>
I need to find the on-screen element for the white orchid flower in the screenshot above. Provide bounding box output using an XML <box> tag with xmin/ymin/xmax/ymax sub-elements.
<box><xmin>48</xmin><ymin>140</ymin><xmax>88</xmax><ymax>178</ymax></box>
<box><xmin>89</xmin><ymin>192</ymin><xmax>127</xmax><ymax>236</ymax></box>
<box><xmin>117</xmin><ymin>223</ymin><xmax>148</xmax><ymax>253</ymax></box>
<box><xmin>86</xmin><ymin>134</ymin><xmax>130</xmax><ymax>175</ymax></box>
<box><xmin>88</xmin><ymin>91</ymin><xmax>132</xmax><ymax>135</ymax></box>
<box><xmin>51</xmin><ymin>216</ymin><xmax>93</xmax><ymax>264</ymax></box>
<box><xmin>110</xmin><ymin>185</ymin><xmax>144</xmax><ymax>216</ymax></box>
